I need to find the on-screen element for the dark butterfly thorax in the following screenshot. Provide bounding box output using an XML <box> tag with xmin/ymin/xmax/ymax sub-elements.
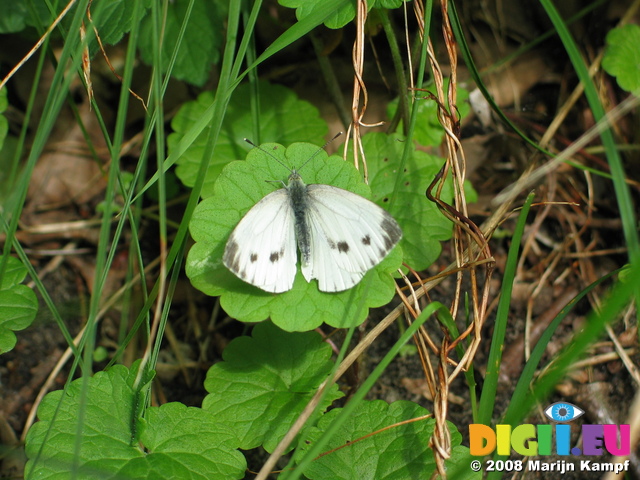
<box><xmin>286</xmin><ymin>170</ymin><xmax>312</xmax><ymax>267</ymax></box>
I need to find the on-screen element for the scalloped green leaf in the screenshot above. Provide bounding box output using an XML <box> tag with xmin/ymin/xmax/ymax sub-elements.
<box><xmin>9</xmin><ymin>0</ymin><xmax>152</xmax><ymax>53</ymax></box>
<box><xmin>88</xmin><ymin>0</ymin><xmax>153</xmax><ymax>48</ymax></box>
<box><xmin>25</xmin><ymin>365</ymin><xmax>145</xmax><ymax>479</ymax></box>
<box><xmin>186</xmin><ymin>142</ymin><xmax>403</xmax><ymax>331</ymax></box>
<box><xmin>279</xmin><ymin>0</ymin><xmax>408</xmax><ymax>29</ymax></box>
<box><xmin>375</xmin><ymin>0</ymin><xmax>408</xmax><ymax>8</ymax></box>
<box><xmin>121</xmin><ymin>403</ymin><xmax>246</xmax><ymax>479</ymax></box>
<box><xmin>0</xmin><ymin>254</ymin><xmax>27</xmax><ymax>288</ymax></box>
<box><xmin>602</xmin><ymin>24</ymin><xmax>640</xmax><ymax>93</ymax></box>
<box><xmin>297</xmin><ymin>400</ymin><xmax>478</xmax><ymax>479</ymax></box>
<box><xmin>0</xmin><ymin>256</ymin><xmax>37</xmax><ymax>354</ymax></box>
<box><xmin>169</xmin><ymin>81</ymin><xmax>327</xmax><ymax>198</ymax></box>
<box><xmin>202</xmin><ymin>322</ymin><xmax>343</xmax><ymax>452</ymax></box>
<box><xmin>278</xmin><ymin>0</ymin><xmax>355</xmax><ymax>29</ymax></box>
<box><xmin>0</xmin><ymin>1</ymin><xmax>28</xmax><ymax>33</ymax></box>
<box><xmin>353</xmin><ymin>132</ymin><xmax>454</xmax><ymax>271</ymax></box>
<box><xmin>138</xmin><ymin>0</ymin><xmax>224</xmax><ymax>86</ymax></box>
<box><xmin>0</xmin><ymin>285</ymin><xmax>37</xmax><ymax>354</ymax></box>
<box><xmin>25</xmin><ymin>364</ymin><xmax>246</xmax><ymax>480</ymax></box>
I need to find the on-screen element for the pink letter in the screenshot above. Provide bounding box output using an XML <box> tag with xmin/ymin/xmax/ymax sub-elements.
<box><xmin>603</xmin><ymin>425</ymin><xmax>630</xmax><ymax>455</ymax></box>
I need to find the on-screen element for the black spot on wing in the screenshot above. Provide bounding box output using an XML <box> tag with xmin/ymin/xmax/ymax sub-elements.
<box><xmin>337</xmin><ymin>241</ymin><xmax>349</xmax><ymax>253</ymax></box>
<box><xmin>361</xmin><ymin>235</ymin><xmax>371</xmax><ymax>246</ymax></box>
<box><xmin>225</xmin><ymin>240</ymin><xmax>238</xmax><ymax>260</ymax></box>
<box><xmin>224</xmin><ymin>240</ymin><xmax>241</xmax><ymax>273</ymax></box>
<box><xmin>380</xmin><ymin>217</ymin><xmax>402</xmax><ymax>250</ymax></box>
<box><xmin>384</xmin><ymin>236</ymin><xmax>394</xmax><ymax>251</ymax></box>
<box><xmin>231</xmin><ymin>260</ymin><xmax>241</xmax><ymax>273</ymax></box>
<box><xmin>250</xmin><ymin>253</ymin><xmax>258</xmax><ymax>263</ymax></box>
<box><xmin>269</xmin><ymin>247</ymin><xmax>286</xmax><ymax>263</ymax></box>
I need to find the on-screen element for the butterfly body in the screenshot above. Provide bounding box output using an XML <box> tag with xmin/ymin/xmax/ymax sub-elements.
<box><xmin>223</xmin><ymin>169</ymin><xmax>402</xmax><ymax>293</ymax></box>
<box><xmin>287</xmin><ymin>171</ymin><xmax>312</xmax><ymax>268</ymax></box>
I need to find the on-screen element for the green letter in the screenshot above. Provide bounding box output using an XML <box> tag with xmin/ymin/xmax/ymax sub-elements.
<box><xmin>511</xmin><ymin>424</ymin><xmax>537</xmax><ymax>455</ymax></box>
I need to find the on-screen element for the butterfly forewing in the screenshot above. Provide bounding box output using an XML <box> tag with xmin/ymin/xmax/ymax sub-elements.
<box><xmin>223</xmin><ymin>189</ymin><xmax>297</xmax><ymax>293</ymax></box>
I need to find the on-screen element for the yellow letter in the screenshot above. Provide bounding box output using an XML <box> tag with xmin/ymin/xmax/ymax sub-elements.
<box><xmin>496</xmin><ymin>425</ymin><xmax>512</xmax><ymax>455</ymax></box>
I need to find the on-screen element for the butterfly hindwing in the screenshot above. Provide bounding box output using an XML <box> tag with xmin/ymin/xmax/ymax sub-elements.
<box><xmin>302</xmin><ymin>213</ymin><xmax>364</xmax><ymax>292</ymax></box>
<box><xmin>302</xmin><ymin>184</ymin><xmax>402</xmax><ymax>292</ymax></box>
<box><xmin>223</xmin><ymin>189</ymin><xmax>297</xmax><ymax>293</ymax></box>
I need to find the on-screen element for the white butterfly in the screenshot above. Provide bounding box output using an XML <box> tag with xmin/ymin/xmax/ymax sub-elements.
<box><xmin>223</xmin><ymin>148</ymin><xmax>402</xmax><ymax>293</ymax></box>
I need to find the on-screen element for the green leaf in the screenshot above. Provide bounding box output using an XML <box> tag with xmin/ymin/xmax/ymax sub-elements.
<box><xmin>202</xmin><ymin>322</ymin><xmax>343</xmax><ymax>452</ymax></box>
<box><xmin>297</xmin><ymin>400</ymin><xmax>477</xmax><ymax>479</ymax></box>
<box><xmin>6</xmin><ymin>0</ymin><xmax>53</xmax><ymax>32</ymax></box>
<box><xmin>186</xmin><ymin>142</ymin><xmax>403</xmax><ymax>330</ymax></box>
<box><xmin>169</xmin><ymin>81</ymin><xmax>328</xmax><ymax>198</ymax></box>
<box><xmin>278</xmin><ymin>0</ymin><xmax>357</xmax><ymax>29</ymax></box>
<box><xmin>602</xmin><ymin>24</ymin><xmax>640</xmax><ymax>93</ymax></box>
<box><xmin>0</xmin><ymin>256</ymin><xmax>37</xmax><ymax>354</ymax></box>
<box><xmin>0</xmin><ymin>0</ymin><xmax>28</xmax><ymax>33</ymax></box>
<box><xmin>122</xmin><ymin>403</ymin><xmax>246</xmax><ymax>479</ymax></box>
<box><xmin>21</xmin><ymin>1</ymin><xmax>65</xmax><ymax>29</ymax></box>
<box><xmin>5</xmin><ymin>0</ymin><xmax>152</xmax><ymax>53</ymax></box>
<box><xmin>88</xmin><ymin>0</ymin><xmax>153</xmax><ymax>48</ymax></box>
<box><xmin>138</xmin><ymin>0</ymin><xmax>224</xmax><ymax>86</ymax></box>
<box><xmin>0</xmin><ymin>254</ymin><xmax>28</xmax><ymax>287</ymax></box>
<box><xmin>357</xmin><ymin>132</ymin><xmax>454</xmax><ymax>271</ymax></box>
<box><xmin>373</xmin><ymin>0</ymin><xmax>408</xmax><ymax>8</ymax></box>
<box><xmin>278</xmin><ymin>0</ymin><xmax>408</xmax><ymax>29</ymax></box>
<box><xmin>25</xmin><ymin>365</ymin><xmax>143</xmax><ymax>479</ymax></box>
<box><xmin>388</xmin><ymin>81</ymin><xmax>470</xmax><ymax>147</ymax></box>
<box><xmin>25</xmin><ymin>364</ymin><xmax>246</xmax><ymax>479</ymax></box>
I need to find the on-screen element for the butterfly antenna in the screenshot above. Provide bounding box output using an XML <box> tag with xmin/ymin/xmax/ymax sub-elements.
<box><xmin>298</xmin><ymin>132</ymin><xmax>343</xmax><ymax>171</ymax></box>
<box><xmin>244</xmin><ymin>133</ymin><xmax>343</xmax><ymax>172</ymax></box>
<box><xmin>243</xmin><ymin>138</ymin><xmax>291</xmax><ymax>171</ymax></box>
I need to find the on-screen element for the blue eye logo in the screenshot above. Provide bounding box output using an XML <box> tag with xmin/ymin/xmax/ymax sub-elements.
<box><xmin>544</xmin><ymin>402</ymin><xmax>585</xmax><ymax>423</ymax></box>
